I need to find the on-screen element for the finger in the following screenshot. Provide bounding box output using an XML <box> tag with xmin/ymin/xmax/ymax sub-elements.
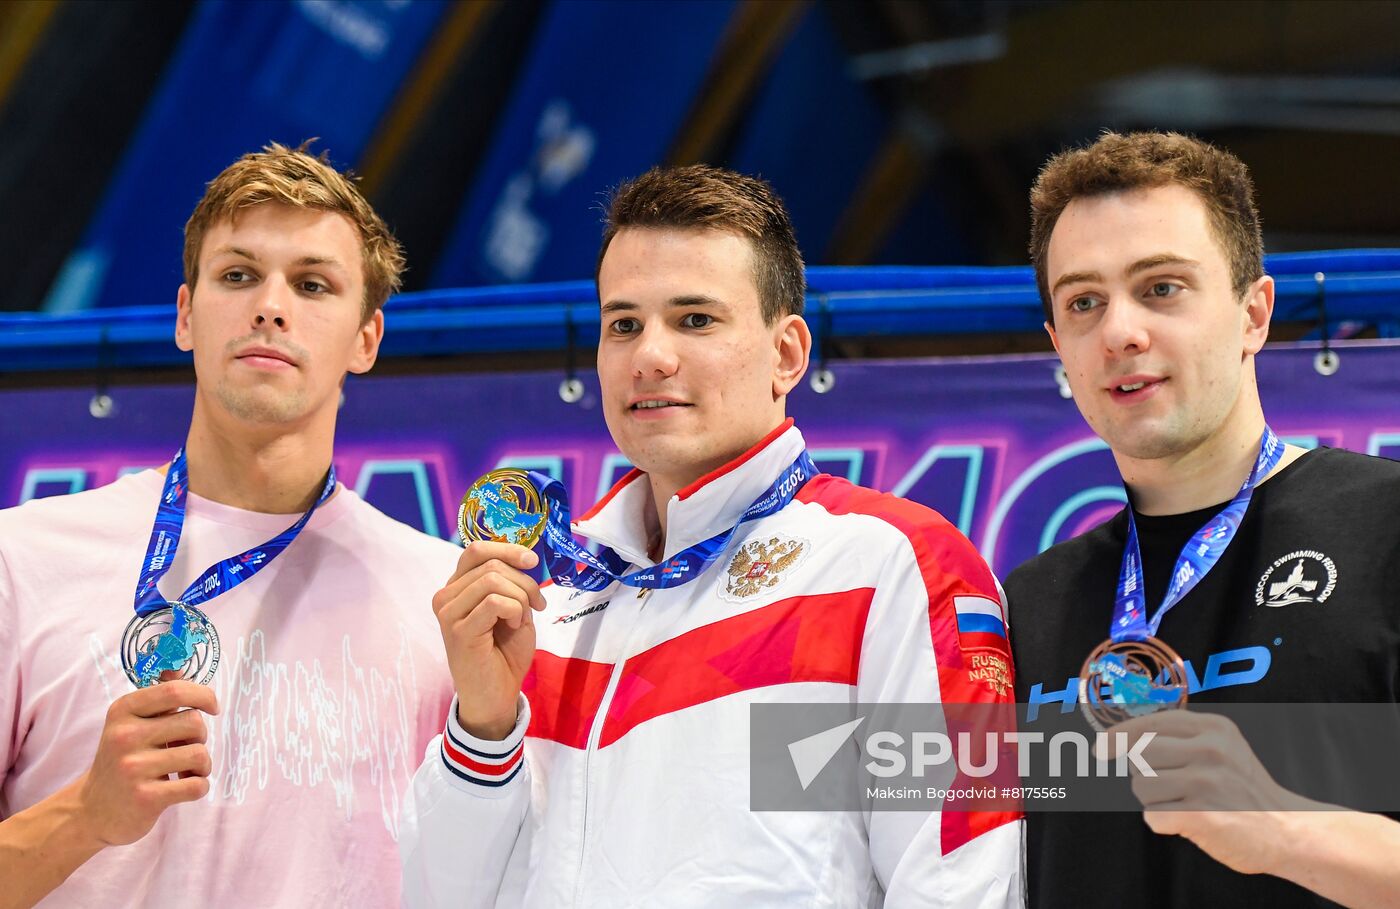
<box><xmin>454</xmin><ymin>593</ymin><xmax>530</xmax><ymax>640</ymax></box>
<box><xmin>1110</xmin><ymin>710</ymin><xmax>1227</xmax><ymax>740</ymax></box>
<box><xmin>1097</xmin><ymin>732</ymin><xmax>1194</xmax><ymax>771</ymax></box>
<box><xmin>451</xmin><ymin>541</ymin><xmax>539</xmax><ymax>582</ymax></box>
<box><xmin>122</xmin><ymin>679</ymin><xmax>220</xmax><ymax>718</ymax></box>
<box><xmin>440</xmin><ymin>573</ymin><xmax>534</xmax><ymax>627</ymax></box>
<box><xmin>435</xmin><ymin>559</ymin><xmax>544</xmax><ymax>620</ymax></box>
<box><xmin>465</xmin><ymin>557</ymin><xmax>543</xmax><ymax>608</ymax></box>
<box><xmin>146</xmin><ymin>708</ymin><xmax>210</xmax><ymax>747</ymax></box>
<box><xmin>1093</xmin><ymin>727</ymin><xmax>1168</xmax><ymax>763</ymax></box>
<box><xmin>1143</xmin><ymin>808</ymin><xmax>1190</xmax><ymax>836</ymax></box>
<box><xmin>147</xmin><ymin>743</ymin><xmax>213</xmax><ymax>780</ymax></box>
<box><xmin>152</xmin><ymin>774</ymin><xmax>211</xmax><ymax>808</ymax></box>
<box><xmin>1130</xmin><ymin>769</ymin><xmax>1192</xmax><ymax>807</ymax></box>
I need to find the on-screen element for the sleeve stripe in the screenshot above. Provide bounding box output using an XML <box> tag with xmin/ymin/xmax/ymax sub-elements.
<box><xmin>439</xmin><ymin>702</ymin><xmax>527</xmax><ymax>787</ymax></box>
<box><xmin>441</xmin><ymin>732</ymin><xmax>524</xmax><ymax>783</ymax></box>
<box><xmin>444</xmin><ymin>722</ymin><xmax>519</xmax><ymax>761</ymax></box>
<box><xmin>439</xmin><ymin>740</ymin><xmax>525</xmax><ymax>788</ymax></box>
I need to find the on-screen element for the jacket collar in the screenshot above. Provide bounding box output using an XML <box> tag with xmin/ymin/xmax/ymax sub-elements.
<box><xmin>574</xmin><ymin>419</ymin><xmax>804</xmax><ymax>566</ymax></box>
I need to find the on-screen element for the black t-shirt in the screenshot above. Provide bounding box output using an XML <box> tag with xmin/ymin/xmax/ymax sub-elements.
<box><xmin>1006</xmin><ymin>447</ymin><xmax>1400</xmax><ymax>909</ymax></box>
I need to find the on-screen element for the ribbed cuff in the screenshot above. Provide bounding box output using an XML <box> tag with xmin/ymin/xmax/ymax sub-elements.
<box><xmin>439</xmin><ymin>694</ymin><xmax>530</xmax><ymax>788</ymax></box>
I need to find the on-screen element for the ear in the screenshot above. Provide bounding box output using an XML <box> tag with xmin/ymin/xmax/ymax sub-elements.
<box><xmin>771</xmin><ymin>313</ymin><xmax>812</xmax><ymax>399</ymax></box>
<box><xmin>348</xmin><ymin>308</ymin><xmax>385</xmax><ymax>375</ymax></box>
<box><xmin>1241</xmin><ymin>274</ymin><xmax>1273</xmax><ymax>357</ymax></box>
<box><xmin>175</xmin><ymin>284</ymin><xmax>195</xmax><ymax>352</ymax></box>
<box><xmin>1044</xmin><ymin>320</ymin><xmax>1061</xmax><ymax>355</ymax></box>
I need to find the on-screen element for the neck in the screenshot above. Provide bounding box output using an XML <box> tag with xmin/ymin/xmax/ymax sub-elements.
<box><xmin>181</xmin><ymin>397</ymin><xmax>336</xmax><ymax>514</ymax></box>
<box><xmin>1116</xmin><ymin>395</ymin><xmax>1277</xmax><ymax>516</ymax></box>
<box><xmin>642</xmin><ymin>417</ymin><xmax>791</xmax><ymax>559</ymax></box>
<box><xmin>646</xmin><ymin>473</ymin><xmax>683</xmax><ymax>559</ymax></box>
<box><xmin>1120</xmin><ymin>436</ymin><xmax>1256</xmax><ymax>517</ymax></box>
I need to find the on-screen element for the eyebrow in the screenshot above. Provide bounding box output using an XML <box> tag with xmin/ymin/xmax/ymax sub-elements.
<box><xmin>292</xmin><ymin>255</ymin><xmax>346</xmax><ymax>271</ymax></box>
<box><xmin>599</xmin><ymin>294</ymin><xmax>730</xmax><ymax>315</ymax></box>
<box><xmin>1050</xmin><ymin>253</ymin><xmax>1202</xmax><ymax>297</ymax></box>
<box><xmin>211</xmin><ymin>246</ymin><xmax>259</xmax><ymax>262</ymax></box>
<box><xmin>208</xmin><ymin>247</ymin><xmax>346</xmax><ymax>271</ymax></box>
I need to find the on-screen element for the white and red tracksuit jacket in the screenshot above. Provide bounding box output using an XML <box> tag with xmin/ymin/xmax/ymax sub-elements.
<box><xmin>401</xmin><ymin>421</ymin><xmax>1023</xmax><ymax>907</ymax></box>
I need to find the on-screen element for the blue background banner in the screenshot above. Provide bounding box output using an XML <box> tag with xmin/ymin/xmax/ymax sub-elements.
<box><xmin>5</xmin><ymin>341</ymin><xmax>1397</xmax><ymax>578</ymax></box>
<box><xmin>430</xmin><ymin>0</ymin><xmax>736</xmax><ymax>287</ymax></box>
<box><xmin>46</xmin><ymin>0</ymin><xmax>445</xmax><ymax>314</ymax></box>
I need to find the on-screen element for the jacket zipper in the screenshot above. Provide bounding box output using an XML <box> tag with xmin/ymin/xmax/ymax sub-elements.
<box><xmin>571</xmin><ymin>586</ymin><xmax>653</xmax><ymax>904</ymax></box>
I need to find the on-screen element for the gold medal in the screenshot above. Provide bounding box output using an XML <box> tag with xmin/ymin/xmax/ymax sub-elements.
<box><xmin>458</xmin><ymin>469</ymin><xmax>548</xmax><ymax>548</ymax></box>
<box><xmin>1078</xmin><ymin>635</ymin><xmax>1189</xmax><ymax>732</ymax></box>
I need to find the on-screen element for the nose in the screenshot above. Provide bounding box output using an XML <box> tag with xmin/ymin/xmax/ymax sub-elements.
<box><xmin>631</xmin><ymin>322</ymin><xmax>679</xmax><ymax>379</ymax></box>
<box><xmin>251</xmin><ymin>278</ymin><xmax>292</xmax><ymax>331</ymax></box>
<box><xmin>1099</xmin><ymin>295</ymin><xmax>1150</xmax><ymax>357</ymax></box>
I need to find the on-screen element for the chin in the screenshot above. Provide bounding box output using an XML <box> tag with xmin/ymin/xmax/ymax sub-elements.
<box><xmin>1111</xmin><ymin>425</ymin><xmax>1202</xmax><ymax>461</ymax></box>
<box><xmin>215</xmin><ymin>384</ymin><xmax>311</xmax><ymax>425</ymax></box>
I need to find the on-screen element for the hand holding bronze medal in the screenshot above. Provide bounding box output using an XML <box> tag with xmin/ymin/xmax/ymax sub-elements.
<box><xmin>122</xmin><ymin>448</ymin><xmax>336</xmax><ymax>689</ymax></box>
<box><xmin>1077</xmin><ymin>427</ymin><xmax>1284</xmax><ymax>732</ymax></box>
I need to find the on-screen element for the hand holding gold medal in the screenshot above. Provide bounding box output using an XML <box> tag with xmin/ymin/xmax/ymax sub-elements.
<box><xmin>440</xmin><ymin>469</ymin><xmax>554</xmax><ymax>741</ymax></box>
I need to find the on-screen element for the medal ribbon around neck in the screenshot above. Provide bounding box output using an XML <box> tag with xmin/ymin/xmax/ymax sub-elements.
<box><xmin>133</xmin><ymin>447</ymin><xmax>337</xmax><ymax>617</ymax></box>
<box><xmin>1111</xmin><ymin>426</ymin><xmax>1283</xmax><ymax>642</ymax></box>
<box><xmin>527</xmin><ymin>450</ymin><xmax>818</xmax><ymax>593</ymax></box>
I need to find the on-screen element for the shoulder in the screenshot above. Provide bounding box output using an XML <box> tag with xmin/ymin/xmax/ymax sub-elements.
<box><xmin>798</xmin><ymin>473</ymin><xmax>958</xmax><ymax>540</ymax></box>
<box><xmin>1253</xmin><ymin>447</ymin><xmax>1400</xmax><ymax>547</ymax></box>
<box><xmin>1004</xmin><ymin>508</ymin><xmax>1125</xmax><ymax>603</ymax></box>
<box><xmin>796</xmin><ymin>473</ymin><xmax>991</xmax><ymax>585</ymax></box>
<box><xmin>1284</xmin><ymin>446</ymin><xmax>1400</xmax><ymax>492</ymax></box>
<box><xmin>0</xmin><ymin>472</ymin><xmax>156</xmax><ymax>547</ymax></box>
<box><xmin>333</xmin><ymin>491</ymin><xmax>462</xmax><ymax>566</ymax></box>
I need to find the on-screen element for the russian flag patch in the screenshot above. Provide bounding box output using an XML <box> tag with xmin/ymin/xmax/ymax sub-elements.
<box><xmin>953</xmin><ymin>595</ymin><xmax>1009</xmax><ymax>652</ymax></box>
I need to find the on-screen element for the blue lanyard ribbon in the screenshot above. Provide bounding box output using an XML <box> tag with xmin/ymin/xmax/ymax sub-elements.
<box><xmin>527</xmin><ymin>451</ymin><xmax>818</xmax><ymax>592</ymax></box>
<box><xmin>133</xmin><ymin>448</ymin><xmax>336</xmax><ymax>617</ymax></box>
<box><xmin>1112</xmin><ymin>426</ymin><xmax>1283</xmax><ymax>642</ymax></box>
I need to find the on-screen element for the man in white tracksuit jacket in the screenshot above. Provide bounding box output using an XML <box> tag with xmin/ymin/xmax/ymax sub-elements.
<box><xmin>400</xmin><ymin>165</ymin><xmax>1023</xmax><ymax>907</ymax></box>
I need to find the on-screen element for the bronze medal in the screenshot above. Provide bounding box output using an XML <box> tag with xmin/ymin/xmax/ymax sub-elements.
<box><xmin>1078</xmin><ymin>635</ymin><xmax>1189</xmax><ymax>732</ymax></box>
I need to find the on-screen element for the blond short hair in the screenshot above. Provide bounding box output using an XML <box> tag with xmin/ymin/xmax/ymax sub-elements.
<box><xmin>183</xmin><ymin>141</ymin><xmax>404</xmax><ymax>321</ymax></box>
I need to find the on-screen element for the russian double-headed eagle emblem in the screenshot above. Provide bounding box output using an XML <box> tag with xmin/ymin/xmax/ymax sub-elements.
<box><xmin>725</xmin><ymin>536</ymin><xmax>807</xmax><ymax>599</ymax></box>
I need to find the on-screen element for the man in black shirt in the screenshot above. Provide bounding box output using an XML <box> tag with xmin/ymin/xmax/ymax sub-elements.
<box><xmin>1005</xmin><ymin>131</ymin><xmax>1400</xmax><ymax>908</ymax></box>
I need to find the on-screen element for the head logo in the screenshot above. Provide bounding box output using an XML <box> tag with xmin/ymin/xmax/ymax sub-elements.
<box><xmin>1255</xmin><ymin>550</ymin><xmax>1337</xmax><ymax>608</ymax></box>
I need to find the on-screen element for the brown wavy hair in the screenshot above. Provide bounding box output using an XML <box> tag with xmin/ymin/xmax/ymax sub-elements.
<box><xmin>597</xmin><ymin>165</ymin><xmax>806</xmax><ymax>324</ymax></box>
<box><xmin>1030</xmin><ymin>131</ymin><xmax>1263</xmax><ymax>324</ymax></box>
